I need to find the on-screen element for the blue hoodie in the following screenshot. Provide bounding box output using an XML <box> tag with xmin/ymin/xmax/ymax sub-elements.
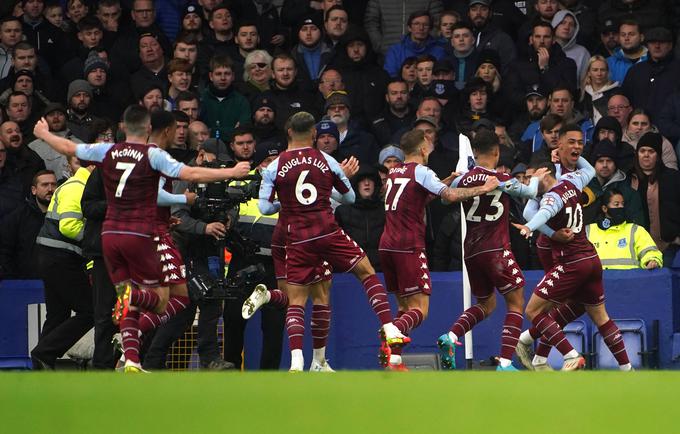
<box><xmin>383</xmin><ymin>34</ymin><xmax>446</xmax><ymax>77</ymax></box>
<box><xmin>607</xmin><ymin>47</ymin><xmax>649</xmax><ymax>84</ymax></box>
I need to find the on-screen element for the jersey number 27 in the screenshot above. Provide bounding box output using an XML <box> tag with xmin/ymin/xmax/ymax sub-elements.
<box><xmin>384</xmin><ymin>178</ymin><xmax>410</xmax><ymax>211</ymax></box>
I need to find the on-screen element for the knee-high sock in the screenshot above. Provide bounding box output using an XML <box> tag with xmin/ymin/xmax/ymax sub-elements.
<box><xmin>361</xmin><ymin>275</ymin><xmax>392</xmax><ymax>325</ymax></box>
<box><xmin>599</xmin><ymin>319</ymin><xmax>630</xmax><ymax>366</ymax></box>
<box><xmin>532</xmin><ymin>312</ymin><xmax>574</xmax><ymax>356</ymax></box>
<box><xmin>392</xmin><ymin>310</ymin><xmax>407</xmax><ymax>356</ymax></box>
<box><xmin>535</xmin><ymin>303</ymin><xmax>586</xmax><ymax>357</ymax></box>
<box><xmin>450</xmin><ymin>304</ymin><xmax>486</xmax><ymax>339</ymax></box>
<box><xmin>393</xmin><ymin>309</ymin><xmax>424</xmax><ymax>335</ymax></box>
<box><xmin>120</xmin><ymin>310</ymin><xmax>141</xmax><ymax>364</ymax></box>
<box><xmin>138</xmin><ymin>295</ymin><xmax>190</xmax><ymax>334</ymax></box>
<box><xmin>500</xmin><ymin>311</ymin><xmax>523</xmax><ymax>360</ymax></box>
<box><xmin>269</xmin><ymin>289</ymin><xmax>288</xmax><ymax>308</ymax></box>
<box><xmin>130</xmin><ymin>288</ymin><xmax>160</xmax><ymax>311</ymax></box>
<box><xmin>286</xmin><ymin>305</ymin><xmax>305</xmax><ymax>351</ymax></box>
<box><xmin>311</xmin><ymin>304</ymin><xmax>330</xmax><ymax>350</ymax></box>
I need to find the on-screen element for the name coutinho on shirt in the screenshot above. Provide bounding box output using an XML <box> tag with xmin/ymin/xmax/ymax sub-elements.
<box><xmin>278</xmin><ymin>156</ymin><xmax>329</xmax><ymax>177</ymax></box>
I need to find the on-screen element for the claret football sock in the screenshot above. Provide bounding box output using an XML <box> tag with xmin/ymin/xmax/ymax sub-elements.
<box><xmin>500</xmin><ymin>311</ymin><xmax>523</xmax><ymax>360</ymax></box>
<box><xmin>130</xmin><ymin>288</ymin><xmax>161</xmax><ymax>310</ymax></box>
<box><xmin>286</xmin><ymin>305</ymin><xmax>305</xmax><ymax>352</ymax></box>
<box><xmin>311</xmin><ymin>304</ymin><xmax>331</xmax><ymax>351</ymax></box>
<box><xmin>393</xmin><ymin>309</ymin><xmax>424</xmax><ymax>334</ymax></box>
<box><xmin>138</xmin><ymin>295</ymin><xmax>190</xmax><ymax>333</ymax></box>
<box><xmin>599</xmin><ymin>319</ymin><xmax>630</xmax><ymax>366</ymax></box>
<box><xmin>450</xmin><ymin>304</ymin><xmax>486</xmax><ymax>338</ymax></box>
<box><xmin>361</xmin><ymin>275</ymin><xmax>392</xmax><ymax>324</ymax></box>
<box><xmin>269</xmin><ymin>289</ymin><xmax>288</xmax><ymax>307</ymax></box>
<box><xmin>532</xmin><ymin>312</ymin><xmax>574</xmax><ymax>356</ymax></box>
<box><xmin>120</xmin><ymin>310</ymin><xmax>141</xmax><ymax>364</ymax></box>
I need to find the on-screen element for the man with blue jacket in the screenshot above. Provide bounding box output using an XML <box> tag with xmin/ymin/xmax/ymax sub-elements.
<box><xmin>383</xmin><ymin>11</ymin><xmax>446</xmax><ymax>78</ymax></box>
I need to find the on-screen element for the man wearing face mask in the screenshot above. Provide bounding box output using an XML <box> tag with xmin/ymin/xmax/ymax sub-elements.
<box><xmin>586</xmin><ymin>189</ymin><xmax>662</xmax><ymax>270</ymax></box>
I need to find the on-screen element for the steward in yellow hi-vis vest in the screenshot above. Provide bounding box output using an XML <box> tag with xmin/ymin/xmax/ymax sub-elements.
<box><xmin>32</xmin><ymin>165</ymin><xmax>94</xmax><ymax>369</ymax></box>
<box><xmin>586</xmin><ymin>189</ymin><xmax>662</xmax><ymax>270</ymax></box>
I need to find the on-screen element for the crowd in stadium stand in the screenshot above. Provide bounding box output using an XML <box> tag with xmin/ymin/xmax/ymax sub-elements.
<box><xmin>1</xmin><ymin>0</ymin><xmax>680</xmax><ymax>368</ymax></box>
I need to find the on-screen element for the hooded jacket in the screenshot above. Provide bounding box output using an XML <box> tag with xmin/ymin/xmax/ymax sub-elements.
<box><xmin>334</xmin><ymin>165</ymin><xmax>385</xmax><ymax>270</ymax></box>
<box><xmin>332</xmin><ymin>27</ymin><xmax>390</xmax><ymax>124</ymax></box>
<box><xmin>383</xmin><ymin>34</ymin><xmax>446</xmax><ymax>78</ymax></box>
<box><xmin>606</xmin><ymin>46</ymin><xmax>648</xmax><ymax>85</ymax></box>
<box><xmin>589</xmin><ymin>116</ymin><xmax>636</xmax><ymax>173</ymax></box>
<box><xmin>551</xmin><ymin>10</ymin><xmax>591</xmax><ymax>82</ymax></box>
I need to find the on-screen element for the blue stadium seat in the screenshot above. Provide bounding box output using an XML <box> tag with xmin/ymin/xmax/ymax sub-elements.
<box><xmin>547</xmin><ymin>320</ymin><xmax>588</xmax><ymax>370</ymax></box>
<box><xmin>593</xmin><ymin>319</ymin><xmax>646</xmax><ymax>369</ymax></box>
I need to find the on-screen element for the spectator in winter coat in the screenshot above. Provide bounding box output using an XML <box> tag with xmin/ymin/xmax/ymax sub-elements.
<box><xmin>606</xmin><ymin>20</ymin><xmax>648</xmax><ymax>85</ymax></box>
<box><xmin>383</xmin><ymin>11</ymin><xmax>446</xmax><ymax>78</ymax></box>
<box><xmin>551</xmin><ymin>10</ymin><xmax>590</xmax><ymax>82</ymax></box>
<box><xmin>325</xmin><ymin>90</ymin><xmax>379</xmax><ymax>165</ymax></box>
<box><xmin>621</xmin><ymin>109</ymin><xmax>678</xmax><ymax>170</ymax></box>
<box><xmin>467</xmin><ymin>0</ymin><xmax>516</xmax><ymax>70</ymax></box>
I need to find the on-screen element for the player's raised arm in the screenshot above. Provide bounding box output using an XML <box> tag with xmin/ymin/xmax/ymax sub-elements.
<box><xmin>156</xmin><ymin>178</ymin><xmax>196</xmax><ymax>206</ymax></box>
<box><xmin>34</xmin><ymin>117</ymin><xmax>93</xmax><ymax>157</ymax></box>
<box><xmin>257</xmin><ymin>157</ymin><xmax>281</xmax><ymax>215</ymax></box>
<box><xmin>441</xmin><ymin>175</ymin><xmax>499</xmax><ymax>203</ymax></box>
<box><xmin>571</xmin><ymin>156</ymin><xmax>596</xmax><ymax>189</ymax></box>
<box><xmin>178</xmin><ymin>161</ymin><xmax>251</xmax><ymax>183</ymax></box>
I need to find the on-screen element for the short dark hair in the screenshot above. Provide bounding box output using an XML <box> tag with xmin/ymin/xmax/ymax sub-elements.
<box><xmin>176</xmin><ymin>90</ymin><xmax>198</xmax><ymax>105</ymax></box>
<box><xmin>528</xmin><ymin>159</ymin><xmax>556</xmax><ymax>177</ymax></box>
<box><xmin>272</xmin><ymin>53</ymin><xmax>296</xmax><ymax>68</ymax></box>
<box><xmin>231</xmin><ymin>125</ymin><xmax>254</xmax><ymax>142</ymax></box>
<box><xmin>236</xmin><ymin>20</ymin><xmax>258</xmax><ymax>33</ymax></box>
<box><xmin>0</xmin><ymin>16</ymin><xmax>22</xmax><ymax>28</ymax></box>
<box><xmin>551</xmin><ymin>85</ymin><xmax>574</xmax><ymax>100</ymax></box>
<box><xmin>451</xmin><ymin>22</ymin><xmax>473</xmax><ymax>33</ymax></box>
<box><xmin>7</xmin><ymin>91</ymin><xmax>29</xmax><ymax>106</ymax></box>
<box><xmin>325</xmin><ymin>5</ymin><xmax>347</xmax><ymax>21</ymax></box>
<box><xmin>532</xmin><ymin>20</ymin><xmax>553</xmax><ymax>34</ymax></box>
<box><xmin>540</xmin><ymin>113</ymin><xmax>563</xmax><ymax>132</ymax></box>
<box><xmin>87</xmin><ymin>117</ymin><xmax>116</xmax><ymax>142</ymax></box>
<box><xmin>13</xmin><ymin>41</ymin><xmax>35</xmax><ymax>53</ymax></box>
<box><xmin>471</xmin><ymin>129</ymin><xmax>499</xmax><ymax>155</ymax></box>
<box><xmin>32</xmin><ymin>169</ymin><xmax>55</xmax><ymax>186</ymax></box>
<box><xmin>415</xmin><ymin>54</ymin><xmax>436</xmax><ymax>65</ymax></box>
<box><xmin>77</xmin><ymin>16</ymin><xmax>103</xmax><ymax>33</ymax></box>
<box><xmin>209</xmin><ymin>3</ymin><xmax>231</xmax><ymax>21</ymax></box>
<box><xmin>407</xmin><ymin>10</ymin><xmax>430</xmax><ymax>27</ymax></box>
<box><xmin>123</xmin><ymin>105</ymin><xmax>150</xmax><ymax>136</ymax></box>
<box><xmin>287</xmin><ymin>112</ymin><xmax>316</xmax><ymax>137</ymax></box>
<box><xmin>209</xmin><ymin>54</ymin><xmax>232</xmax><ymax>72</ymax></box>
<box><xmin>400</xmin><ymin>129</ymin><xmax>425</xmax><ymax>155</ymax></box>
<box><xmin>171</xmin><ymin>110</ymin><xmax>190</xmax><ymax>124</ymax></box>
<box><xmin>151</xmin><ymin>110</ymin><xmax>176</xmax><ymax>133</ymax></box>
<box><xmin>174</xmin><ymin>31</ymin><xmax>199</xmax><ymax>47</ymax></box>
<box><xmin>559</xmin><ymin>123</ymin><xmax>583</xmax><ymax>138</ymax></box>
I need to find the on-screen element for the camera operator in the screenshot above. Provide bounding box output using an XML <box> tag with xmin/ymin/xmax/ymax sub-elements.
<box><xmin>142</xmin><ymin>137</ymin><xmax>237</xmax><ymax>370</ymax></box>
<box><xmin>225</xmin><ymin>127</ymin><xmax>284</xmax><ymax>370</ymax></box>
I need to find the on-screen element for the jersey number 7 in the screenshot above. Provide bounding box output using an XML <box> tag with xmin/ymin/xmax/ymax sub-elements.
<box><xmin>114</xmin><ymin>162</ymin><xmax>136</xmax><ymax>198</ymax></box>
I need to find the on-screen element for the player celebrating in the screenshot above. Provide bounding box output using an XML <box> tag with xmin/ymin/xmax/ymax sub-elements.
<box><xmin>436</xmin><ymin>130</ymin><xmax>547</xmax><ymax>371</ymax></box>
<box><xmin>258</xmin><ymin>111</ymin><xmax>406</xmax><ymax>372</ymax></box>
<box><xmin>33</xmin><ymin>105</ymin><xmax>250</xmax><ymax>373</ymax></box>
<box><xmin>516</xmin><ymin>124</ymin><xmax>632</xmax><ymax>371</ymax></box>
<box><xmin>379</xmin><ymin>129</ymin><xmax>499</xmax><ymax>370</ymax></box>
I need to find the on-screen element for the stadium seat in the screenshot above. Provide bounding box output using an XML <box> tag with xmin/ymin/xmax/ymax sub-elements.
<box><xmin>593</xmin><ymin>319</ymin><xmax>647</xmax><ymax>369</ymax></box>
<box><xmin>401</xmin><ymin>353</ymin><xmax>441</xmax><ymax>370</ymax></box>
<box><xmin>547</xmin><ymin>320</ymin><xmax>588</xmax><ymax>370</ymax></box>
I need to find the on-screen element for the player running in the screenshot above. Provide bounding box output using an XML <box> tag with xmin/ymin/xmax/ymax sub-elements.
<box><xmin>258</xmin><ymin>112</ymin><xmax>409</xmax><ymax>372</ymax></box>
<box><xmin>33</xmin><ymin>105</ymin><xmax>250</xmax><ymax>373</ymax></box>
<box><xmin>436</xmin><ymin>130</ymin><xmax>548</xmax><ymax>371</ymax></box>
<box><xmin>516</xmin><ymin>124</ymin><xmax>632</xmax><ymax>371</ymax></box>
<box><xmin>379</xmin><ymin>129</ymin><xmax>498</xmax><ymax>370</ymax></box>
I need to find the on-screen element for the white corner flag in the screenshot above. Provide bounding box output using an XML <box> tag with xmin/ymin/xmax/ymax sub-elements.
<box><xmin>456</xmin><ymin>133</ymin><xmax>475</xmax><ymax>367</ymax></box>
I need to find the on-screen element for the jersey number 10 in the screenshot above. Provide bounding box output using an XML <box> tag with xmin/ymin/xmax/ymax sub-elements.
<box><xmin>565</xmin><ymin>204</ymin><xmax>583</xmax><ymax>233</ymax></box>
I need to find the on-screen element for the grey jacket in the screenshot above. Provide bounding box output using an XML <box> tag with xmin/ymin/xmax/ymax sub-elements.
<box><xmin>364</xmin><ymin>0</ymin><xmax>443</xmax><ymax>54</ymax></box>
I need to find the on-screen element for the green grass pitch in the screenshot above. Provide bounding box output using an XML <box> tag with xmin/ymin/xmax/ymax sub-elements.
<box><xmin>1</xmin><ymin>371</ymin><xmax>679</xmax><ymax>434</ymax></box>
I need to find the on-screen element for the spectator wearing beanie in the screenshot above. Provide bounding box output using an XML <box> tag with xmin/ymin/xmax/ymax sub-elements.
<box><xmin>383</xmin><ymin>10</ymin><xmax>446</xmax><ymax>78</ymax></box>
<box><xmin>66</xmin><ymin>79</ymin><xmax>101</xmax><ymax>142</ymax></box>
<box><xmin>589</xmin><ymin>115</ymin><xmax>635</xmax><ymax>174</ymax></box>
<box><xmin>315</xmin><ymin>119</ymin><xmax>340</xmax><ymax>158</ymax></box>
<box><xmin>84</xmin><ymin>51</ymin><xmax>132</xmax><ymax>122</ymax></box>
<box><xmin>378</xmin><ymin>145</ymin><xmax>405</xmax><ymax>168</ymax></box>
<box><xmin>582</xmin><ymin>139</ymin><xmax>644</xmax><ymax>226</ymax></box>
<box><xmin>251</xmin><ymin>93</ymin><xmax>285</xmax><ymax>154</ymax></box>
<box><xmin>291</xmin><ymin>13</ymin><xmax>334</xmax><ymax>94</ymax></box>
<box><xmin>629</xmin><ymin>131</ymin><xmax>680</xmax><ymax>265</ymax></box>
<box><xmin>332</xmin><ymin>25</ymin><xmax>390</xmax><ymax>126</ymax></box>
<box><xmin>325</xmin><ymin>90</ymin><xmax>379</xmax><ymax>166</ymax></box>
<box><xmin>335</xmin><ymin>164</ymin><xmax>386</xmax><ymax>271</ymax></box>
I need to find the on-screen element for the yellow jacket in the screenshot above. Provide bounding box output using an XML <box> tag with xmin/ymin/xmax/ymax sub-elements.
<box><xmin>36</xmin><ymin>167</ymin><xmax>91</xmax><ymax>255</ymax></box>
<box><xmin>586</xmin><ymin>221</ymin><xmax>663</xmax><ymax>269</ymax></box>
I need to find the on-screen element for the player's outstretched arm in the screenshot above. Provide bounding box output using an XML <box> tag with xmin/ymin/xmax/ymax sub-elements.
<box><xmin>33</xmin><ymin>117</ymin><xmax>78</xmax><ymax>156</ymax></box>
<box><xmin>179</xmin><ymin>161</ymin><xmax>251</xmax><ymax>183</ymax></box>
<box><xmin>574</xmin><ymin>156</ymin><xmax>596</xmax><ymax>187</ymax></box>
<box><xmin>257</xmin><ymin>159</ymin><xmax>281</xmax><ymax>215</ymax></box>
<box><xmin>520</xmin><ymin>193</ymin><xmax>564</xmax><ymax>238</ymax></box>
<box><xmin>441</xmin><ymin>175</ymin><xmax>498</xmax><ymax>203</ymax></box>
